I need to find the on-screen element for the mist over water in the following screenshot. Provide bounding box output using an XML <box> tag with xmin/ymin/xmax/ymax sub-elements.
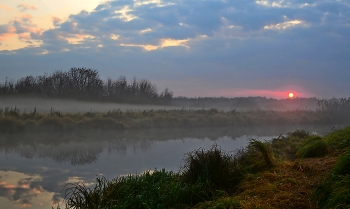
<box><xmin>0</xmin><ymin>97</ymin><xmax>319</xmax><ymax>113</ymax></box>
<box><xmin>0</xmin><ymin>97</ymin><xmax>180</xmax><ymax>113</ymax></box>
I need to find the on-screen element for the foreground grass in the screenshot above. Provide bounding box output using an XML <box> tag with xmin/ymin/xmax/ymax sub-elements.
<box><xmin>0</xmin><ymin>106</ymin><xmax>345</xmax><ymax>133</ymax></box>
<box><xmin>57</xmin><ymin>126</ymin><xmax>350</xmax><ymax>209</ymax></box>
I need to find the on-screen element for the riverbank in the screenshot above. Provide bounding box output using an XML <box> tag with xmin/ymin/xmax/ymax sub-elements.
<box><xmin>0</xmin><ymin>106</ymin><xmax>346</xmax><ymax>133</ymax></box>
<box><xmin>60</xmin><ymin>126</ymin><xmax>350</xmax><ymax>209</ymax></box>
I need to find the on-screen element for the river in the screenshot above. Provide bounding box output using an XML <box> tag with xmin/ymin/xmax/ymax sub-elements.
<box><xmin>0</xmin><ymin>125</ymin><xmax>339</xmax><ymax>209</ymax></box>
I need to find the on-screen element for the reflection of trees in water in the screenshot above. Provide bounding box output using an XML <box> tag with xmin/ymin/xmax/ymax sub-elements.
<box><xmin>7</xmin><ymin>142</ymin><xmax>103</xmax><ymax>165</ymax></box>
<box><xmin>0</xmin><ymin>125</ymin><xmax>338</xmax><ymax>165</ymax></box>
<box><xmin>0</xmin><ymin>137</ymin><xmax>154</xmax><ymax>165</ymax></box>
<box><xmin>132</xmin><ymin>140</ymin><xmax>152</xmax><ymax>152</ymax></box>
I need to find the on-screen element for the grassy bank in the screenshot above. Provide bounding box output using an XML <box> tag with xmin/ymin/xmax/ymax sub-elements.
<box><xmin>0</xmin><ymin>106</ymin><xmax>345</xmax><ymax>133</ymax></box>
<box><xmin>58</xmin><ymin>126</ymin><xmax>350</xmax><ymax>209</ymax></box>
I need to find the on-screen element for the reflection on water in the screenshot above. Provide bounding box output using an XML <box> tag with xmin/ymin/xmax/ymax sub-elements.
<box><xmin>0</xmin><ymin>125</ymin><xmax>339</xmax><ymax>208</ymax></box>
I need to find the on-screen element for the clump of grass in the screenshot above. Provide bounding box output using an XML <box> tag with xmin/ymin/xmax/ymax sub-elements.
<box><xmin>180</xmin><ymin>145</ymin><xmax>243</xmax><ymax>193</ymax></box>
<box><xmin>313</xmin><ymin>149</ymin><xmax>350</xmax><ymax>208</ymax></box>
<box><xmin>323</xmin><ymin>126</ymin><xmax>350</xmax><ymax>149</ymax></box>
<box><xmin>248</xmin><ymin>139</ymin><xmax>275</xmax><ymax>167</ymax></box>
<box><xmin>271</xmin><ymin>129</ymin><xmax>311</xmax><ymax>160</ymax></box>
<box><xmin>64</xmin><ymin>176</ymin><xmax>110</xmax><ymax>209</ymax></box>
<box><xmin>296</xmin><ymin>136</ymin><xmax>328</xmax><ymax>158</ymax></box>
<box><xmin>287</xmin><ymin>129</ymin><xmax>310</xmax><ymax>139</ymax></box>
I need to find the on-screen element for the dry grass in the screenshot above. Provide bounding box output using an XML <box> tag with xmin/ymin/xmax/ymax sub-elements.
<box><xmin>233</xmin><ymin>155</ymin><xmax>339</xmax><ymax>209</ymax></box>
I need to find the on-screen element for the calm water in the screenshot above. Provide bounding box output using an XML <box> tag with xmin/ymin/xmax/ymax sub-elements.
<box><xmin>0</xmin><ymin>125</ymin><xmax>338</xmax><ymax>208</ymax></box>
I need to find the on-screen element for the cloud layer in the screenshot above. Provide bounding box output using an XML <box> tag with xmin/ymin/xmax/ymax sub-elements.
<box><xmin>0</xmin><ymin>0</ymin><xmax>349</xmax><ymax>98</ymax></box>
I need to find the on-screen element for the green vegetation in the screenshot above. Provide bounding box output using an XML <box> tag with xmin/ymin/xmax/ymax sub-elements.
<box><xmin>248</xmin><ymin>139</ymin><xmax>275</xmax><ymax>167</ymax></box>
<box><xmin>1</xmin><ymin>105</ymin><xmax>349</xmax><ymax>134</ymax></box>
<box><xmin>64</xmin><ymin>170</ymin><xmax>218</xmax><ymax>209</ymax></box>
<box><xmin>180</xmin><ymin>145</ymin><xmax>242</xmax><ymax>193</ymax></box>
<box><xmin>57</xmin><ymin>126</ymin><xmax>350</xmax><ymax>209</ymax></box>
<box><xmin>314</xmin><ymin>149</ymin><xmax>350</xmax><ymax>209</ymax></box>
<box><xmin>323</xmin><ymin>126</ymin><xmax>350</xmax><ymax>149</ymax></box>
<box><xmin>296</xmin><ymin>136</ymin><xmax>328</xmax><ymax>158</ymax></box>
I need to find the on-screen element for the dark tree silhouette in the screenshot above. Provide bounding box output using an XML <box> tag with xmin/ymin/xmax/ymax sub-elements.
<box><xmin>0</xmin><ymin>67</ymin><xmax>173</xmax><ymax>104</ymax></box>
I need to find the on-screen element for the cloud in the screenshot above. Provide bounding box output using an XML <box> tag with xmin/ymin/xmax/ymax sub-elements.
<box><xmin>52</xmin><ymin>17</ymin><xmax>62</xmax><ymax>27</ymax></box>
<box><xmin>0</xmin><ymin>178</ymin><xmax>43</xmax><ymax>207</ymax></box>
<box><xmin>264</xmin><ymin>19</ymin><xmax>307</xmax><ymax>30</ymax></box>
<box><xmin>0</xmin><ymin>3</ymin><xmax>13</xmax><ymax>11</ymax></box>
<box><xmin>0</xmin><ymin>0</ymin><xmax>350</xmax><ymax>98</ymax></box>
<box><xmin>17</xmin><ymin>3</ymin><xmax>38</xmax><ymax>12</ymax></box>
<box><xmin>0</xmin><ymin>25</ymin><xmax>16</xmax><ymax>41</ymax></box>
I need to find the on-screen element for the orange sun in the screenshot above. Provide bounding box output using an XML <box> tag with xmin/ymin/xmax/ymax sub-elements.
<box><xmin>288</xmin><ymin>92</ymin><xmax>294</xmax><ymax>98</ymax></box>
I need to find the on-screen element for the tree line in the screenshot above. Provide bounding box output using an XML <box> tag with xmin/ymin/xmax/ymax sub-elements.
<box><xmin>317</xmin><ymin>98</ymin><xmax>350</xmax><ymax>122</ymax></box>
<box><xmin>0</xmin><ymin>68</ymin><xmax>173</xmax><ymax>104</ymax></box>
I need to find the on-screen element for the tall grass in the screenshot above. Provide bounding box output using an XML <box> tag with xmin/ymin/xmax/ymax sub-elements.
<box><xmin>271</xmin><ymin>130</ymin><xmax>311</xmax><ymax>160</ymax></box>
<box><xmin>248</xmin><ymin>139</ymin><xmax>275</xmax><ymax>167</ymax></box>
<box><xmin>64</xmin><ymin>169</ymin><xmax>223</xmax><ymax>209</ymax></box>
<box><xmin>323</xmin><ymin>126</ymin><xmax>350</xmax><ymax>149</ymax></box>
<box><xmin>180</xmin><ymin>145</ymin><xmax>243</xmax><ymax>193</ymax></box>
<box><xmin>313</xmin><ymin>149</ymin><xmax>350</xmax><ymax>208</ymax></box>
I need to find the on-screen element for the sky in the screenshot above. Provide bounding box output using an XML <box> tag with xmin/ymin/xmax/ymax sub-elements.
<box><xmin>0</xmin><ymin>0</ymin><xmax>349</xmax><ymax>99</ymax></box>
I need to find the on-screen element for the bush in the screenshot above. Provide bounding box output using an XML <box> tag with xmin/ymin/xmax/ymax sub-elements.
<box><xmin>296</xmin><ymin>136</ymin><xmax>328</xmax><ymax>158</ymax></box>
<box><xmin>180</xmin><ymin>145</ymin><xmax>243</xmax><ymax>193</ymax></box>
<box><xmin>314</xmin><ymin>149</ymin><xmax>350</xmax><ymax>208</ymax></box>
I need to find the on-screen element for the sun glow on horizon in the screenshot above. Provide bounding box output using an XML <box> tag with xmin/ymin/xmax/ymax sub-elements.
<box><xmin>289</xmin><ymin>92</ymin><xmax>294</xmax><ymax>98</ymax></box>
